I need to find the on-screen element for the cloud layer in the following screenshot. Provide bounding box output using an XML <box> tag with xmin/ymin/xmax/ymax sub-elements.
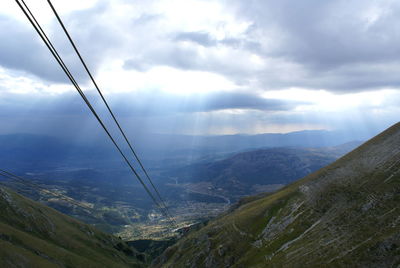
<box><xmin>0</xmin><ymin>0</ymin><xmax>399</xmax><ymax>136</ymax></box>
<box><xmin>4</xmin><ymin>0</ymin><xmax>400</xmax><ymax>91</ymax></box>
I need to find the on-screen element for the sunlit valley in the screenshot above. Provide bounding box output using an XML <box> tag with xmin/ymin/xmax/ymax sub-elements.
<box><xmin>0</xmin><ymin>132</ymin><xmax>363</xmax><ymax>240</ymax></box>
<box><xmin>1</xmin><ymin>0</ymin><xmax>400</xmax><ymax>267</ymax></box>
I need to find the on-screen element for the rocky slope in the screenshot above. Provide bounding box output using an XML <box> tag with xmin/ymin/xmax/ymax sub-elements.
<box><xmin>0</xmin><ymin>186</ymin><xmax>144</xmax><ymax>268</ymax></box>
<box><xmin>153</xmin><ymin>122</ymin><xmax>400</xmax><ymax>267</ymax></box>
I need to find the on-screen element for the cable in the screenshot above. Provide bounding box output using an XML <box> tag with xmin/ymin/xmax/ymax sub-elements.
<box><xmin>46</xmin><ymin>0</ymin><xmax>173</xmax><ymax>221</ymax></box>
<box><xmin>15</xmin><ymin>0</ymin><xmax>175</xmax><ymax>225</ymax></box>
<box><xmin>46</xmin><ymin>0</ymin><xmax>175</xmax><ymax>224</ymax></box>
<box><xmin>17</xmin><ymin>0</ymin><xmax>176</xmax><ymax>226</ymax></box>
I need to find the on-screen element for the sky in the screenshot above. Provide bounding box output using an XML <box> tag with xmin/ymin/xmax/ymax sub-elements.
<box><xmin>0</xmin><ymin>0</ymin><xmax>399</xmax><ymax>138</ymax></box>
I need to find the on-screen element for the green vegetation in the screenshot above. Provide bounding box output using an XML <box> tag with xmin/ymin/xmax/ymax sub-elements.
<box><xmin>0</xmin><ymin>187</ymin><xmax>144</xmax><ymax>268</ymax></box>
<box><xmin>128</xmin><ymin>238</ymin><xmax>177</xmax><ymax>264</ymax></box>
<box><xmin>153</xmin><ymin>122</ymin><xmax>400</xmax><ymax>267</ymax></box>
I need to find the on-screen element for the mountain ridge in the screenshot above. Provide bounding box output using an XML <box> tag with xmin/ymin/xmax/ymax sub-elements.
<box><xmin>153</xmin><ymin>122</ymin><xmax>400</xmax><ymax>267</ymax></box>
<box><xmin>165</xmin><ymin>142</ymin><xmax>361</xmax><ymax>200</ymax></box>
<box><xmin>0</xmin><ymin>129</ymin><xmax>370</xmax><ymax>170</ymax></box>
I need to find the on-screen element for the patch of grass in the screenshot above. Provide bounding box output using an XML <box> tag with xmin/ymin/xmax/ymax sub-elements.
<box><xmin>0</xmin><ymin>187</ymin><xmax>144</xmax><ymax>268</ymax></box>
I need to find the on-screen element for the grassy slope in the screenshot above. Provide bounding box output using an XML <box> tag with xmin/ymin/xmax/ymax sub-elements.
<box><xmin>154</xmin><ymin>122</ymin><xmax>400</xmax><ymax>268</ymax></box>
<box><xmin>0</xmin><ymin>187</ymin><xmax>144</xmax><ymax>268</ymax></box>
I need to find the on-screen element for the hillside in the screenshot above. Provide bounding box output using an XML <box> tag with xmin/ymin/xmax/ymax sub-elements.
<box><xmin>0</xmin><ymin>186</ymin><xmax>144</xmax><ymax>268</ymax></box>
<box><xmin>0</xmin><ymin>132</ymin><xmax>360</xmax><ymax>241</ymax></box>
<box><xmin>153</xmin><ymin>122</ymin><xmax>400</xmax><ymax>267</ymax></box>
<box><xmin>166</xmin><ymin>142</ymin><xmax>360</xmax><ymax>200</ymax></box>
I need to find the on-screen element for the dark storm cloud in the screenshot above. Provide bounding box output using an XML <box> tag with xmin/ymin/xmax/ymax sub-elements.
<box><xmin>252</xmin><ymin>0</ymin><xmax>400</xmax><ymax>68</ymax></box>
<box><xmin>59</xmin><ymin>0</ymin><xmax>123</xmax><ymax>68</ymax></box>
<box><xmin>109</xmin><ymin>90</ymin><xmax>303</xmax><ymax>115</ymax></box>
<box><xmin>0</xmin><ymin>87</ymin><xmax>299</xmax><ymax>117</ymax></box>
<box><xmin>0</xmin><ymin>12</ymin><xmax>100</xmax><ymax>85</ymax></box>
<box><xmin>232</xmin><ymin>0</ymin><xmax>400</xmax><ymax>92</ymax></box>
<box><xmin>0</xmin><ymin>1</ymin><xmax>122</xmax><ymax>84</ymax></box>
<box><xmin>0</xmin><ymin>15</ymin><xmax>69</xmax><ymax>83</ymax></box>
<box><xmin>194</xmin><ymin>91</ymin><xmax>297</xmax><ymax>112</ymax></box>
<box><xmin>0</xmin><ymin>89</ymin><xmax>306</xmax><ymax>138</ymax></box>
<box><xmin>4</xmin><ymin>0</ymin><xmax>400</xmax><ymax>94</ymax></box>
<box><xmin>0</xmin><ymin>89</ymin><xmax>302</xmax><ymax>124</ymax></box>
<box><xmin>125</xmin><ymin>0</ymin><xmax>400</xmax><ymax>92</ymax></box>
<box><xmin>123</xmin><ymin>30</ymin><xmax>261</xmax><ymax>86</ymax></box>
<box><xmin>1</xmin><ymin>89</ymin><xmax>396</xmax><ymax>139</ymax></box>
<box><xmin>122</xmin><ymin>45</ymin><xmax>258</xmax><ymax>87</ymax></box>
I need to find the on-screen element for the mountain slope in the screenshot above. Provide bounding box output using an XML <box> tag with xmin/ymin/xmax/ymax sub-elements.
<box><xmin>166</xmin><ymin>143</ymin><xmax>360</xmax><ymax>199</ymax></box>
<box><xmin>153</xmin><ymin>122</ymin><xmax>400</xmax><ymax>268</ymax></box>
<box><xmin>0</xmin><ymin>186</ymin><xmax>144</xmax><ymax>268</ymax></box>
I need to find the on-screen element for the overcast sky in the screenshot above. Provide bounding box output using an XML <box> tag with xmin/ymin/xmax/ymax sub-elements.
<box><xmin>0</xmin><ymin>0</ymin><xmax>399</xmax><ymax>138</ymax></box>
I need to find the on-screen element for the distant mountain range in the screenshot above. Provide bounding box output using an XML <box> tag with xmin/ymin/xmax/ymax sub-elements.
<box><xmin>0</xmin><ymin>133</ymin><xmax>119</xmax><ymax>171</ymax></box>
<box><xmin>0</xmin><ymin>128</ymin><xmax>372</xmax><ymax>171</ymax></box>
<box><xmin>165</xmin><ymin>142</ymin><xmax>361</xmax><ymax>200</ymax></box>
<box><xmin>154</xmin><ymin>122</ymin><xmax>400</xmax><ymax>267</ymax></box>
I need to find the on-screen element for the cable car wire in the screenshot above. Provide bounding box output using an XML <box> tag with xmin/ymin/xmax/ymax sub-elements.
<box><xmin>15</xmin><ymin>0</ymin><xmax>175</xmax><ymax>225</ymax></box>
<box><xmin>46</xmin><ymin>0</ymin><xmax>173</xmax><ymax>222</ymax></box>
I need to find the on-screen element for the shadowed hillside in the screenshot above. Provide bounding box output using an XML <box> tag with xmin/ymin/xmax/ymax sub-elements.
<box><xmin>0</xmin><ymin>186</ymin><xmax>144</xmax><ymax>268</ymax></box>
<box><xmin>154</xmin><ymin>122</ymin><xmax>400</xmax><ymax>268</ymax></box>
